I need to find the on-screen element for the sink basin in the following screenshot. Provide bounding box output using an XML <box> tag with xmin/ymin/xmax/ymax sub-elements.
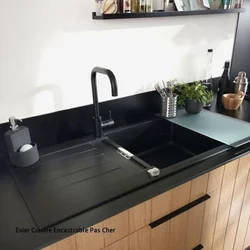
<box><xmin>107</xmin><ymin>118</ymin><xmax>225</xmax><ymax>170</ymax></box>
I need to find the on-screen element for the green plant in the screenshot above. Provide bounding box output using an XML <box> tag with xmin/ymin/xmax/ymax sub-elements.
<box><xmin>173</xmin><ymin>81</ymin><xmax>214</xmax><ymax>106</ymax></box>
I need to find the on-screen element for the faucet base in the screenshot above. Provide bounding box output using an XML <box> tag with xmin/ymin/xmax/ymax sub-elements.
<box><xmin>93</xmin><ymin>117</ymin><xmax>103</xmax><ymax>138</ymax></box>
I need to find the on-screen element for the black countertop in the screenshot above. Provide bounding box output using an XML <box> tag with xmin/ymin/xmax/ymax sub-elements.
<box><xmin>1</xmin><ymin>100</ymin><xmax>250</xmax><ymax>250</ymax></box>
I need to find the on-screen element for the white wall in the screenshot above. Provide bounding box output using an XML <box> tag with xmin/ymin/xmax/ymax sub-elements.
<box><xmin>0</xmin><ymin>0</ymin><xmax>237</xmax><ymax>124</ymax></box>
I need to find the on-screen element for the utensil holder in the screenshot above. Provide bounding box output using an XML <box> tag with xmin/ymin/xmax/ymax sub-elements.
<box><xmin>161</xmin><ymin>94</ymin><xmax>178</xmax><ymax>118</ymax></box>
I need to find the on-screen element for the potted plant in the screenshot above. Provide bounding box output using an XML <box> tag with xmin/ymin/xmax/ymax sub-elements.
<box><xmin>174</xmin><ymin>82</ymin><xmax>213</xmax><ymax>114</ymax></box>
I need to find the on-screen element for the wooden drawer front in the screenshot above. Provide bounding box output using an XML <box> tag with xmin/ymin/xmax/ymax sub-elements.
<box><xmin>76</xmin><ymin>223</ymin><xmax>105</xmax><ymax>250</ymax></box>
<box><xmin>201</xmin><ymin>157</ymin><xmax>250</xmax><ymax>250</ymax></box>
<box><xmin>150</xmin><ymin>204</ymin><xmax>208</xmax><ymax>250</ymax></box>
<box><xmin>102</xmin><ymin>199</ymin><xmax>151</xmax><ymax>246</ymax></box>
<box><xmin>150</xmin><ymin>181</ymin><xmax>191</xmax><ymax>250</ymax></box>
<box><xmin>151</xmin><ymin>175</ymin><xmax>209</xmax><ymax>250</ymax></box>
<box><xmin>201</xmin><ymin>162</ymin><xmax>236</xmax><ymax>249</ymax></box>
<box><xmin>104</xmin><ymin>227</ymin><xmax>150</xmax><ymax>250</ymax></box>
<box><xmin>102</xmin><ymin>210</ymin><xmax>129</xmax><ymax>246</ymax></box>
<box><xmin>128</xmin><ymin>200</ymin><xmax>151</xmax><ymax>233</ymax></box>
<box><xmin>151</xmin><ymin>181</ymin><xmax>191</xmax><ymax>222</ymax></box>
<box><xmin>186</xmin><ymin>174</ymin><xmax>209</xmax><ymax>250</ymax></box>
<box><xmin>151</xmin><ymin>173</ymin><xmax>210</xmax><ymax>222</ymax></box>
<box><xmin>42</xmin><ymin>235</ymin><xmax>77</xmax><ymax>250</ymax></box>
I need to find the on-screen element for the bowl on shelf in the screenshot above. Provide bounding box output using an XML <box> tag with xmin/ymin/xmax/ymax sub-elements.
<box><xmin>222</xmin><ymin>91</ymin><xmax>244</xmax><ymax>110</ymax></box>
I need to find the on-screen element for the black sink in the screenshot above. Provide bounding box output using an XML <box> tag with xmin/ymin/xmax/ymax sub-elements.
<box><xmin>107</xmin><ymin>118</ymin><xmax>225</xmax><ymax>170</ymax></box>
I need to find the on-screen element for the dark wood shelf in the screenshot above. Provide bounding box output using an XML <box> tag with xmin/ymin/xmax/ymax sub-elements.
<box><xmin>92</xmin><ymin>8</ymin><xmax>245</xmax><ymax>20</ymax></box>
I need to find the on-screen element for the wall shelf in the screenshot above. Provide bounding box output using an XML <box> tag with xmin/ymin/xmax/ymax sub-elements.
<box><xmin>92</xmin><ymin>8</ymin><xmax>245</xmax><ymax>20</ymax></box>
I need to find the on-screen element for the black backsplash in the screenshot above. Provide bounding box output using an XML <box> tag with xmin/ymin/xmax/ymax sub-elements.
<box><xmin>0</xmin><ymin>91</ymin><xmax>160</xmax><ymax>155</ymax></box>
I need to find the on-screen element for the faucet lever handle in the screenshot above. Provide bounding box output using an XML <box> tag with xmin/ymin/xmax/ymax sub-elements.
<box><xmin>101</xmin><ymin>110</ymin><xmax>115</xmax><ymax>129</ymax></box>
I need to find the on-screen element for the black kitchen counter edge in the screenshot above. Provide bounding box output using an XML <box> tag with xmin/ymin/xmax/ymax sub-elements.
<box><xmin>1</xmin><ymin>101</ymin><xmax>250</xmax><ymax>250</ymax></box>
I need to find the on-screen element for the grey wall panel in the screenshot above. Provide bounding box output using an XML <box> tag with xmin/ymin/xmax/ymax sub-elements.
<box><xmin>231</xmin><ymin>0</ymin><xmax>250</xmax><ymax>80</ymax></box>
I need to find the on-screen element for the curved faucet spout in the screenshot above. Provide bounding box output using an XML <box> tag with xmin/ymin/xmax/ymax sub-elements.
<box><xmin>91</xmin><ymin>67</ymin><xmax>118</xmax><ymax>138</ymax></box>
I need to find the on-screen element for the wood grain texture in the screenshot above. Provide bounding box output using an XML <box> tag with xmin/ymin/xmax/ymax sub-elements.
<box><xmin>169</xmin><ymin>212</ymin><xmax>189</xmax><ymax>250</ymax></box>
<box><xmin>103</xmin><ymin>211</ymin><xmax>129</xmax><ymax>246</ymax></box>
<box><xmin>223</xmin><ymin>221</ymin><xmax>238</xmax><ymax>250</ymax></box>
<box><xmin>243</xmin><ymin>217</ymin><xmax>250</xmax><ymax>249</ymax></box>
<box><xmin>129</xmin><ymin>200</ymin><xmax>151</xmax><ymax>233</ymax></box>
<box><xmin>241</xmin><ymin>174</ymin><xmax>250</xmax><ymax>217</ymax></box>
<box><xmin>215</xmin><ymin>180</ymin><xmax>235</xmax><ymax>233</ymax></box>
<box><xmin>151</xmin><ymin>190</ymin><xmax>172</xmax><ymax>222</ymax></box>
<box><xmin>168</xmin><ymin>181</ymin><xmax>191</xmax><ymax>249</ymax></box>
<box><xmin>190</xmin><ymin>174</ymin><xmax>209</xmax><ymax>201</ymax></box>
<box><xmin>104</xmin><ymin>237</ymin><xmax>129</xmax><ymax>250</ymax></box>
<box><xmin>234</xmin><ymin>213</ymin><xmax>250</xmax><ymax>250</ymax></box>
<box><xmin>185</xmin><ymin>204</ymin><xmax>205</xmax><ymax>250</ymax></box>
<box><xmin>237</xmin><ymin>154</ymin><xmax>250</xmax><ymax>178</ymax></box>
<box><xmin>171</xmin><ymin>181</ymin><xmax>191</xmax><ymax>210</ymax></box>
<box><xmin>228</xmin><ymin>175</ymin><xmax>248</xmax><ymax>226</ymax></box>
<box><xmin>129</xmin><ymin>226</ymin><xmax>150</xmax><ymax>250</ymax></box>
<box><xmin>49</xmin><ymin>235</ymin><xmax>77</xmax><ymax>250</ymax></box>
<box><xmin>207</xmin><ymin>166</ymin><xmax>224</xmax><ymax>193</ymax></box>
<box><xmin>76</xmin><ymin>223</ymin><xmax>104</xmax><ymax>250</ymax></box>
<box><xmin>201</xmin><ymin>189</ymin><xmax>221</xmax><ymax>250</ymax></box>
<box><xmin>212</xmin><ymin>229</ymin><xmax>226</xmax><ymax>250</ymax></box>
<box><xmin>151</xmin><ymin>222</ymin><xmax>170</xmax><ymax>250</ymax></box>
<box><xmin>222</xmin><ymin>160</ymin><xmax>239</xmax><ymax>186</ymax></box>
<box><xmin>185</xmin><ymin>174</ymin><xmax>208</xmax><ymax>250</ymax></box>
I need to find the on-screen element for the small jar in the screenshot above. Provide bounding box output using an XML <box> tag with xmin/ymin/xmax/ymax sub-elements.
<box><xmin>131</xmin><ymin>0</ymin><xmax>139</xmax><ymax>12</ymax></box>
<box><xmin>139</xmin><ymin>0</ymin><xmax>146</xmax><ymax>12</ymax></box>
<box><xmin>145</xmin><ymin>0</ymin><xmax>153</xmax><ymax>12</ymax></box>
<box><xmin>234</xmin><ymin>0</ymin><xmax>243</xmax><ymax>8</ymax></box>
<box><xmin>95</xmin><ymin>0</ymin><xmax>103</xmax><ymax>16</ymax></box>
<box><xmin>123</xmin><ymin>0</ymin><xmax>132</xmax><ymax>12</ymax></box>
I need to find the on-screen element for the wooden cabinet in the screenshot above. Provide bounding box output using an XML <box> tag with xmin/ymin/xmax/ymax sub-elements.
<box><xmin>102</xmin><ymin>210</ymin><xmax>129</xmax><ymax>246</ymax></box>
<box><xmin>150</xmin><ymin>176</ymin><xmax>208</xmax><ymax>250</ymax></box>
<box><xmin>42</xmin><ymin>154</ymin><xmax>250</xmax><ymax>250</ymax></box>
<box><xmin>76</xmin><ymin>223</ymin><xmax>105</xmax><ymax>250</ymax></box>
<box><xmin>103</xmin><ymin>226</ymin><xmax>151</xmax><ymax>250</ymax></box>
<box><xmin>128</xmin><ymin>200</ymin><xmax>151</xmax><ymax>233</ymax></box>
<box><xmin>185</xmin><ymin>174</ymin><xmax>208</xmax><ymax>249</ymax></box>
<box><xmin>201</xmin><ymin>156</ymin><xmax>250</xmax><ymax>250</ymax></box>
<box><xmin>43</xmin><ymin>236</ymin><xmax>77</xmax><ymax>250</ymax></box>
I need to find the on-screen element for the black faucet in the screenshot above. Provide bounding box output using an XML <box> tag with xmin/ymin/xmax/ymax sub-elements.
<box><xmin>91</xmin><ymin>67</ymin><xmax>118</xmax><ymax>138</ymax></box>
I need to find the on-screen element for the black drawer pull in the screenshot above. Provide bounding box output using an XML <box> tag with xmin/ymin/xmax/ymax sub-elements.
<box><xmin>192</xmin><ymin>244</ymin><xmax>203</xmax><ymax>250</ymax></box>
<box><xmin>149</xmin><ymin>194</ymin><xmax>210</xmax><ymax>228</ymax></box>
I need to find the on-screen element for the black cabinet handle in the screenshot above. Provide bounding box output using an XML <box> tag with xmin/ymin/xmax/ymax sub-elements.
<box><xmin>149</xmin><ymin>194</ymin><xmax>210</xmax><ymax>228</ymax></box>
<box><xmin>192</xmin><ymin>244</ymin><xmax>204</xmax><ymax>250</ymax></box>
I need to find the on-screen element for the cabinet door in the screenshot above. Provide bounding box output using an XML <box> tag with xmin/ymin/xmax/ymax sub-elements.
<box><xmin>150</xmin><ymin>181</ymin><xmax>191</xmax><ymax>250</ymax></box>
<box><xmin>104</xmin><ymin>237</ymin><xmax>129</xmax><ymax>250</ymax></box>
<box><xmin>104</xmin><ymin>227</ymin><xmax>150</xmax><ymax>250</ymax></box>
<box><xmin>128</xmin><ymin>200</ymin><xmax>151</xmax><ymax>234</ymax></box>
<box><xmin>129</xmin><ymin>226</ymin><xmax>150</xmax><ymax>250</ymax></box>
<box><xmin>76</xmin><ymin>223</ymin><xmax>105</xmax><ymax>250</ymax></box>
<box><xmin>201</xmin><ymin>165</ymin><xmax>225</xmax><ymax>250</ymax></box>
<box><xmin>151</xmin><ymin>221</ymin><xmax>171</xmax><ymax>250</ymax></box>
<box><xmin>103</xmin><ymin>210</ymin><xmax>129</xmax><ymax>246</ymax></box>
<box><xmin>234</xmin><ymin>213</ymin><xmax>250</xmax><ymax>250</ymax></box>
<box><xmin>241</xmin><ymin>174</ymin><xmax>250</xmax><ymax>218</ymax></box>
<box><xmin>185</xmin><ymin>174</ymin><xmax>209</xmax><ymax>250</ymax></box>
<box><xmin>42</xmin><ymin>235</ymin><xmax>77</xmax><ymax>250</ymax></box>
<box><xmin>214</xmin><ymin>161</ymin><xmax>239</xmax><ymax>234</ymax></box>
<box><xmin>201</xmin><ymin>157</ymin><xmax>250</xmax><ymax>250</ymax></box>
<box><xmin>151</xmin><ymin>179</ymin><xmax>210</xmax><ymax>250</ymax></box>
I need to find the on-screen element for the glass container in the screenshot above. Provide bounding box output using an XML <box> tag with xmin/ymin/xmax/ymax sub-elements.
<box><xmin>131</xmin><ymin>0</ymin><xmax>139</xmax><ymax>12</ymax></box>
<box><xmin>204</xmin><ymin>49</ymin><xmax>214</xmax><ymax>92</ymax></box>
<box><xmin>146</xmin><ymin>0</ymin><xmax>154</xmax><ymax>12</ymax></box>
